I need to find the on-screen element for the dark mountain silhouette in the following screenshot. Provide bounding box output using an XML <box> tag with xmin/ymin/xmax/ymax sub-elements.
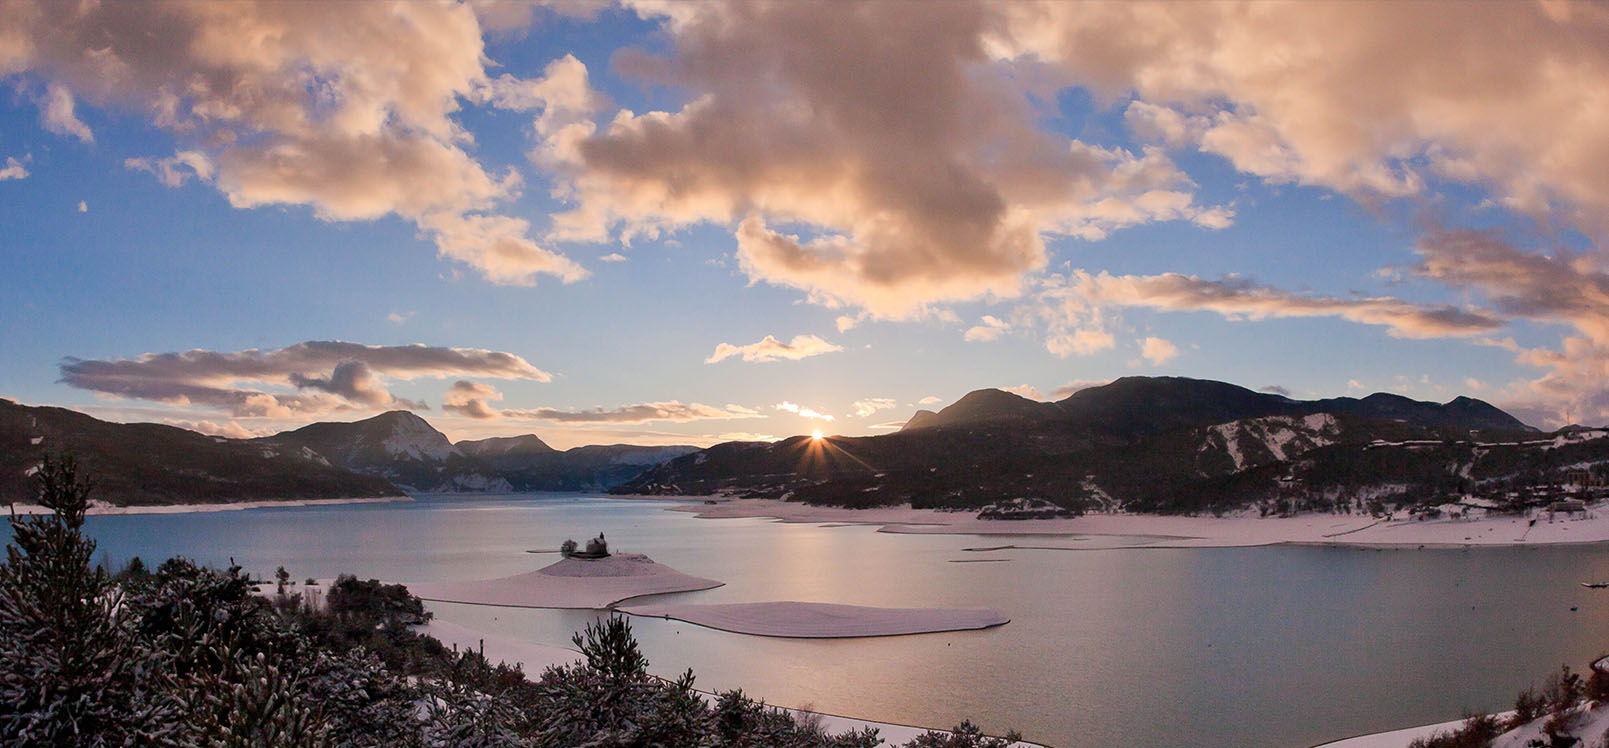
<box><xmin>618</xmin><ymin>376</ymin><xmax>1551</xmax><ymax>513</ymax></box>
<box><xmin>0</xmin><ymin>399</ymin><xmax>399</xmax><ymax>506</ymax></box>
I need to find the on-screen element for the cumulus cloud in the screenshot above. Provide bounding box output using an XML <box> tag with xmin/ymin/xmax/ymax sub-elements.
<box><xmin>850</xmin><ymin>398</ymin><xmax>896</xmax><ymax>418</ymax></box>
<box><xmin>834</xmin><ymin>316</ymin><xmax>859</xmax><ymax>333</ymax></box>
<box><xmin>386</xmin><ymin>312</ymin><xmax>416</xmax><ymax>325</ymax></box>
<box><xmin>598</xmin><ymin>253</ymin><xmax>628</xmax><ymax>263</ymax></box>
<box><xmin>40</xmin><ymin>82</ymin><xmax>92</xmax><ymax>143</ymax></box>
<box><xmin>536</xmin><ymin>1</ymin><xmax>1228</xmax><ymax>318</ymax></box>
<box><xmin>124</xmin><ymin>151</ymin><xmax>213</xmax><ymax>188</ymax></box>
<box><xmin>705</xmin><ymin>334</ymin><xmax>843</xmax><ymax>364</ymax></box>
<box><xmin>4</xmin><ymin>0</ymin><xmax>585</xmax><ymax>285</ymax></box>
<box><xmin>289</xmin><ymin>361</ymin><xmax>425</xmax><ymax>410</ymax></box>
<box><xmin>442</xmin><ymin>380</ymin><xmax>504</xmax><ymax>419</ymax></box>
<box><xmin>1140</xmin><ymin>336</ymin><xmax>1178</xmax><ymax>366</ymax></box>
<box><xmin>775</xmin><ymin>401</ymin><xmax>834</xmax><ymax>421</ymax></box>
<box><xmin>76</xmin><ymin>201</ymin><xmax>86</xmax><ymax>213</ymax></box>
<box><xmin>0</xmin><ymin>157</ymin><xmax>28</xmax><ymax>180</ymax></box>
<box><xmin>999</xmin><ymin>2</ymin><xmax>1609</xmax><ymax>239</ymax></box>
<box><xmin>964</xmin><ymin>315</ymin><xmax>1010</xmax><ymax>343</ymax></box>
<box><xmin>59</xmin><ymin>340</ymin><xmax>548</xmax><ymax>417</ymax></box>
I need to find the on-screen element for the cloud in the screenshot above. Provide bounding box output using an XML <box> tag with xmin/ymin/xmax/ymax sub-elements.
<box><xmin>288</xmin><ymin>360</ymin><xmax>425</xmax><ymax>410</ymax></box>
<box><xmin>0</xmin><ymin>157</ymin><xmax>28</xmax><ymax>180</ymax></box>
<box><xmin>850</xmin><ymin>398</ymin><xmax>896</xmax><ymax>418</ymax></box>
<box><xmin>441</xmin><ymin>379</ymin><xmax>761</xmax><ymax>423</ymax></box>
<box><xmin>775</xmin><ymin>401</ymin><xmax>834</xmax><ymax>421</ymax></box>
<box><xmin>124</xmin><ymin>151</ymin><xmax>213</xmax><ymax>188</ymax></box>
<box><xmin>59</xmin><ymin>340</ymin><xmax>548</xmax><ymax>417</ymax></box>
<box><xmin>442</xmin><ymin>380</ymin><xmax>504</xmax><ymax>420</ymax></box>
<box><xmin>964</xmin><ymin>315</ymin><xmax>1010</xmax><ymax>342</ymax></box>
<box><xmin>835</xmin><ymin>315</ymin><xmax>859</xmax><ymax>333</ymax></box>
<box><xmin>386</xmin><ymin>312</ymin><xmax>416</xmax><ymax>325</ymax></box>
<box><xmin>40</xmin><ymin>82</ymin><xmax>92</xmax><ymax>143</ymax></box>
<box><xmin>1140</xmin><ymin>336</ymin><xmax>1178</xmax><ymax>366</ymax></box>
<box><xmin>1000</xmin><ymin>2</ymin><xmax>1609</xmax><ymax>240</ymax></box>
<box><xmin>715</xmin><ymin>432</ymin><xmax>780</xmax><ymax>442</ymax></box>
<box><xmin>705</xmin><ymin>334</ymin><xmax>843</xmax><ymax>364</ymax></box>
<box><xmin>598</xmin><ymin>252</ymin><xmax>628</xmax><ymax>263</ymax></box>
<box><xmin>1050</xmin><ymin>379</ymin><xmax>1110</xmax><ymax>399</ymax></box>
<box><xmin>1000</xmin><ymin>384</ymin><xmax>1045</xmax><ymax>401</ymax></box>
<box><xmin>1053</xmin><ymin>269</ymin><xmax>1502</xmax><ymax>340</ymax></box>
<box><xmin>538</xmin><ymin>1</ymin><xmax>1229</xmax><ymax>318</ymax></box>
<box><xmin>868</xmin><ymin>421</ymin><xmax>907</xmax><ymax>430</ymax></box>
<box><xmin>1347</xmin><ymin>379</ymin><xmax>1365</xmax><ymax>391</ymax></box>
<box><xmin>1410</xmin><ymin>230</ymin><xmax>1609</xmax><ymax>426</ymax></box>
<box><xmin>162</xmin><ymin>419</ymin><xmax>269</xmax><ymax>440</ymax></box>
<box><xmin>1259</xmin><ymin>384</ymin><xmax>1293</xmax><ymax>397</ymax></box>
<box><xmin>76</xmin><ymin>201</ymin><xmax>86</xmax><ymax>213</ymax></box>
<box><xmin>6</xmin><ymin>0</ymin><xmax>585</xmax><ymax>285</ymax></box>
<box><xmin>917</xmin><ymin>395</ymin><xmax>943</xmax><ymax>405</ymax></box>
<box><xmin>505</xmin><ymin>402</ymin><xmax>763</xmax><ymax>423</ymax></box>
<box><xmin>1464</xmin><ymin>378</ymin><xmax>1484</xmax><ymax>392</ymax></box>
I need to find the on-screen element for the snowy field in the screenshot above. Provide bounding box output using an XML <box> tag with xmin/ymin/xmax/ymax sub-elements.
<box><xmin>7</xmin><ymin>495</ymin><xmax>412</xmax><ymax>515</ymax></box>
<box><xmin>660</xmin><ymin>497</ymin><xmax>1609</xmax><ymax>549</ymax></box>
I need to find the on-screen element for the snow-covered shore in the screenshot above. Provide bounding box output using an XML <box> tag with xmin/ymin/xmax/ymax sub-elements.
<box><xmin>656</xmin><ymin>497</ymin><xmax>1609</xmax><ymax>549</ymax></box>
<box><xmin>407</xmin><ymin>553</ymin><xmax>724</xmax><ymax>609</ymax></box>
<box><xmin>618</xmin><ymin>601</ymin><xmax>1009</xmax><ymax>639</ymax></box>
<box><xmin>1312</xmin><ymin>707</ymin><xmax>1609</xmax><ymax>748</ymax></box>
<box><xmin>7</xmin><ymin>495</ymin><xmax>412</xmax><ymax>516</ymax></box>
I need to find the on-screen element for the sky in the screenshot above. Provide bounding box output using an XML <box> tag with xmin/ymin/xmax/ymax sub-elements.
<box><xmin>2</xmin><ymin>0</ymin><xmax>1608</xmax><ymax>448</ymax></box>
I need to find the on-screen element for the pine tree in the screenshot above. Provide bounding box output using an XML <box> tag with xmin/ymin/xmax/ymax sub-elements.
<box><xmin>0</xmin><ymin>455</ymin><xmax>172</xmax><ymax>745</ymax></box>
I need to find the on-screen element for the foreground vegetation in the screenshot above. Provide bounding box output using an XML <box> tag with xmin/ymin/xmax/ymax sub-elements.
<box><xmin>0</xmin><ymin>456</ymin><xmax>1021</xmax><ymax>747</ymax></box>
<box><xmin>1409</xmin><ymin>665</ymin><xmax>1609</xmax><ymax>748</ymax></box>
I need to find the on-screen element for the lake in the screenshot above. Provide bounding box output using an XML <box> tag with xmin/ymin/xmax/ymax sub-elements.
<box><xmin>18</xmin><ymin>493</ymin><xmax>1609</xmax><ymax>748</ymax></box>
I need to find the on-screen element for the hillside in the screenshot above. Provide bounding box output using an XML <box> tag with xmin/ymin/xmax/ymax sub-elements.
<box><xmin>615</xmin><ymin>377</ymin><xmax>1567</xmax><ymax>514</ymax></box>
<box><xmin>461</xmin><ymin>435</ymin><xmax>701</xmax><ymax>491</ymax></box>
<box><xmin>263</xmin><ymin>413</ymin><xmax>699</xmax><ymax>493</ymax></box>
<box><xmin>0</xmin><ymin>399</ymin><xmax>400</xmax><ymax>506</ymax></box>
<box><xmin>261</xmin><ymin>411</ymin><xmax>511</xmax><ymax>493</ymax></box>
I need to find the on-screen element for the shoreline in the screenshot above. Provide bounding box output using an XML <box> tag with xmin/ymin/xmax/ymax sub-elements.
<box><xmin>7</xmin><ymin>495</ymin><xmax>413</xmax><ymax>516</ymax></box>
<box><xmin>422</xmin><ymin>608</ymin><xmax>1043</xmax><ymax>747</ymax></box>
<box><xmin>632</xmin><ymin>496</ymin><xmax>1609</xmax><ymax>550</ymax></box>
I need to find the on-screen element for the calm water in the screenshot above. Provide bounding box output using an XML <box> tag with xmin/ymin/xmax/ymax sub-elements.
<box><xmin>16</xmin><ymin>493</ymin><xmax>1609</xmax><ymax>748</ymax></box>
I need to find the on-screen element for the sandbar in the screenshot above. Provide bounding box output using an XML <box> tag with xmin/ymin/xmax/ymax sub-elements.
<box><xmin>408</xmin><ymin>553</ymin><xmax>723</xmax><ymax>610</ymax></box>
<box><xmin>618</xmin><ymin>600</ymin><xmax>1009</xmax><ymax>638</ymax></box>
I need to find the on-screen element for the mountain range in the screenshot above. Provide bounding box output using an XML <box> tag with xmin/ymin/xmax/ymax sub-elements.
<box><xmin>0</xmin><ymin>401</ymin><xmax>696</xmax><ymax>505</ymax></box>
<box><xmin>615</xmin><ymin>376</ymin><xmax>1608</xmax><ymax>514</ymax></box>
<box><xmin>7</xmin><ymin>376</ymin><xmax>1605</xmax><ymax>514</ymax></box>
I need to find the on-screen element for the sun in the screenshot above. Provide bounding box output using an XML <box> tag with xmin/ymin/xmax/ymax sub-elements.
<box><xmin>811</xmin><ymin>428</ymin><xmax>824</xmax><ymax>441</ymax></box>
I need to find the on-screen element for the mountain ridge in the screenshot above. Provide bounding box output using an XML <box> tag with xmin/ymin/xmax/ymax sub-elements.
<box><xmin>618</xmin><ymin>376</ymin><xmax>1558</xmax><ymax>514</ymax></box>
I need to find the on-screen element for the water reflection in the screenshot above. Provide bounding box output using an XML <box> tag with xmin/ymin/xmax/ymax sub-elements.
<box><xmin>7</xmin><ymin>494</ymin><xmax>1608</xmax><ymax>748</ymax></box>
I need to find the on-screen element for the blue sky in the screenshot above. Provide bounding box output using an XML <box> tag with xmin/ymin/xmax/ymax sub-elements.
<box><xmin>1</xmin><ymin>1</ymin><xmax>1604</xmax><ymax>446</ymax></box>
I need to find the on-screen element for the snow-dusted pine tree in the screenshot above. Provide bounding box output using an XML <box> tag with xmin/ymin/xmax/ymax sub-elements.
<box><xmin>0</xmin><ymin>455</ymin><xmax>172</xmax><ymax>746</ymax></box>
